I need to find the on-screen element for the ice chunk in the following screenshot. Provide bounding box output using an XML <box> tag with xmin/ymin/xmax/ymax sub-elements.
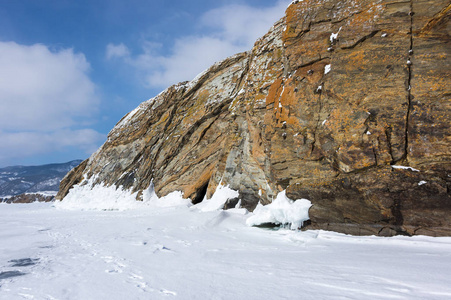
<box><xmin>246</xmin><ymin>190</ymin><xmax>311</xmax><ymax>230</ymax></box>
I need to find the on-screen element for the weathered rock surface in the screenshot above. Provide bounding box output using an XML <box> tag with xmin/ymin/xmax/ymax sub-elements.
<box><xmin>1</xmin><ymin>193</ymin><xmax>54</xmax><ymax>204</ymax></box>
<box><xmin>57</xmin><ymin>0</ymin><xmax>451</xmax><ymax>236</ymax></box>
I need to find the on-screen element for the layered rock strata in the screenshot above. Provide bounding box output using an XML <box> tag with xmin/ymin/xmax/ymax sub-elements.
<box><xmin>57</xmin><ymin>0</ymin><xmax>451</xmax><ymax>236</ymax></box>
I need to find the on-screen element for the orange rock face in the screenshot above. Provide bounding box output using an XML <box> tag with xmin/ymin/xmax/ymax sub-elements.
<box><xmin>58</xmin><ymin>0</ymin><xmax>451</xmax><ymax>236</ymax></box>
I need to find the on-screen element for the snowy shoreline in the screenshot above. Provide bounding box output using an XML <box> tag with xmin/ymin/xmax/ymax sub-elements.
<box><xmin>1</xmin><ymin>202</ymin><xmax>451</xmax><ymax>299</ymax></box>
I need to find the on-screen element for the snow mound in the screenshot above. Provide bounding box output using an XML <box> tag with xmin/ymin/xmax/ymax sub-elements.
<box><xmin>142</xmin><ymin>184</ymin><xmax>192</xmax><ymax>208</ymax></box>
<box><xmin>54</xmin><ymin>179</ymin><xmax>142</xmax><ymax>211</ymax></box>
<box><xmin>195</xmin><ymin>184</ymin><xmax>239</xmax><ymax>212</ymax></box>
<box><xmin>56</xmin><ymin>179</ymin><xmax>240</xmax><ymax>212</ymax></box>
<box><xmin>246</xmin><ymin>190</ymin><xmax>312</xmax><ymax>230</ymax></box>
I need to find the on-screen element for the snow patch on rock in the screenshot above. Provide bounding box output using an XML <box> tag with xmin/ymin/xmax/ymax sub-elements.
<box><xmin>391</xmin><ymin>165</ymin><xmax>420</xmax><ymax>172</ymax></box>
<box><xmin>325</xmin><ymin>64</ymin><xmax>331</xmax><ymax>74</ymax></box>
<box><xmin>330</xmin><ymin>27</ymin><xmax>342</xmax><ymax>43</ymax></box>
<box><xmin>288</xmin><ymin>0</ymin><xmax>303</xmax><ymax>8</ymax></box>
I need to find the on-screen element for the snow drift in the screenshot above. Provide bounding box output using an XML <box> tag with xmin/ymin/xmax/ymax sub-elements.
<box><xmin>56</xmin><ymin>178</ymin><xmax>240</xmax><ymax>213</ymax></box>
<box><xmin>55</xmin><ymin>177</ymin><xmax>312</xmax><ymax>230</ymax></box>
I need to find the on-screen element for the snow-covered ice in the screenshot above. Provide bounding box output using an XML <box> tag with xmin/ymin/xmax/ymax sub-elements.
<box><xmin>1</xmin><ymin>199</ymin><xmax>451</xmax><ymax>299</ymax></box>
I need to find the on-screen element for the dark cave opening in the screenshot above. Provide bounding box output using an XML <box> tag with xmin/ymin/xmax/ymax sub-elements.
<box><xmin>192</xmin><ymin>180</ymin><xmax>209</xmax><ymax>204</ymax></box>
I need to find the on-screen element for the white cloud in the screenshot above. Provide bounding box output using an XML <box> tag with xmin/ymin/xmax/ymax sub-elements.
<box><xmin>106</xmin><ymin>43</ymin><xmax>130</xmax><ymax>60</ymax></box>
<box><xmin>108</xmin><ymin>1</ymin><xmax>288</xmax><ymax>88</ymax></box>
<box><xmin>142</xmin><ymin>36</ymin><xmax>244</xmax><ymax>87</ymax></box>
<box><xmin>0</xmin><ymin>129</ymin><xmax>104</xmax><ymax>162</ymax></box>
<box><xmin>199</xmin><ymin>3</ymin><xmax>287</xmax><ymax>46</ymax></box>
<box><xmin>0</xmin><ymin>41</ymin><xmax>104</xmax><ymax>165</ymax></box>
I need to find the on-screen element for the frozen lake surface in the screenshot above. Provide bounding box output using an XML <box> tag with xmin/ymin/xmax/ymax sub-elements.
<box><xmin>1</xmin><ymin>202</ymin><xmax>451</xmax><ymax>299</ymax></box>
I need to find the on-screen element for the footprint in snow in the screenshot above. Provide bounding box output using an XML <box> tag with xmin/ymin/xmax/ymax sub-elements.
<box><xmin>152</xmin><ymin>244</ymin><xmax>174</xmax><ymax>253</ymax></box>
<box><xmin>129</xmin><ymin>273</ymin><xmax>144</xmax><ymax>280</ymax></box>
<box><xmin>38</xmin><ymin>245</ymin><xmax>54</xmax><ymax>249</ymax></box>
<box><xmin>126</xmin><ymin>273</ymin><xmax>154</xmax><ymax>292</ymax></box>
<box><xmin>131</xmin><ymin>240</ymin><xmax>149</xmax><ymax>246</ymax></box>
<box><xmin>103</xmin><ymin>256</ymin><xmax>126</xmax><ymax>274</ymax></box>
<box><xmin>176</xmin><ymin>240</ymin><xmax>191</xmax><ymax>247</ymax></box>
<box><xmin>102</xmin><ymin>256</ymin><xmax>114</xmax><ymax>263</ymax></box>
<box><xmin>17</xmin><ymin>293</ymin><xmax>34</xmax><ymax>299</ymax></box>
<box><xmin>105</xmin><ymin>268</ymin><xmax>123</xmax><ymax>274</ymax></box>
<box><xmin>160</xmin><ymin>289</ymin><xmax>177</xmax><ymax>296</ymax></box>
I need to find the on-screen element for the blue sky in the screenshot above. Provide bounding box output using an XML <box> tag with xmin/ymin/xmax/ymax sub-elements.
<box><xmin>0</xmin><ymin>0</ymin><xmax>289</xmax><ymax>167</ymax></box>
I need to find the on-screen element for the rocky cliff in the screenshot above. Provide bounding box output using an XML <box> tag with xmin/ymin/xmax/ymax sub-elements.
<box><xmin>57</xmin><ymin>0</ymin><xmax>451</xmax><ymax>236</ymax></box>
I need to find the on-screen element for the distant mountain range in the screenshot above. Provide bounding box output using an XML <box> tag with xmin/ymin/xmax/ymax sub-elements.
<box><xmin>0</xmin><ymin>160</ymin><xmax>82</xmax><ymax>197</ymax></box>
